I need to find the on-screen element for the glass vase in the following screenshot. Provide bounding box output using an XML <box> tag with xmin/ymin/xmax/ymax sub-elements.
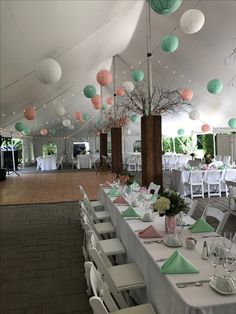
<box><xmin>165</xmin><ymin>215</ymin><xmax>176</xmax><ymax>234</ymax></box>
<box><xmin>126</xmin><ymin>184</ymin><xmax>132</xmax><ymax>195</ymax></box>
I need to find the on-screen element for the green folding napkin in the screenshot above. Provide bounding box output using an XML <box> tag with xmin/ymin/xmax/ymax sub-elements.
<box><xmin>161</xmin><ymin>250</ymin><xmax>199</xmax><ymax>274</ymax></box>
<box><xmin>107</xmin><ymin>187</ymin><xmax>122</xmax><ymax>197</ymax></box>
<box><xmin>189</xmin><ymin>218</ymin><xmax>215</xmax><ymax>233</ymax></box>
<box><xmin>121</xmin><ymin>206</ymin><xmax>141</xmax><ymax>218</ymax></box>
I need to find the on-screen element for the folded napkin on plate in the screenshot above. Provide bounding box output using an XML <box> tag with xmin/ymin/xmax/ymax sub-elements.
<box><xmin>189</xmin><ymin>218</ymin><xmax>215</xmax><ymax>233</ymax></box>
<box><xmin>160</xmin><ymin>250</ymin><xmax>199</xmax><ymax>274</ymax></box>
<box><xmin>113</xmin><ymin>196</ymin><xmax>129</xmax><ymax>205</ymax></box>
<box><xmin>101</xmin><ymin>181</ymin><xmax>112</xmax><ymax>188</ymax></box>
<box><xmin>138</xmin><ymin>225</ymin><xmax>163</xmax><ymax>238</ymax></box>
<box><xmin>121</xmin><ymin>206</ymin><xmax>141</xmax><ymax>218</ymax></box>
<box><xmin>107</xmin><ymin>187</ymin><xmax>122</xmax><ymax>197</ymax></box>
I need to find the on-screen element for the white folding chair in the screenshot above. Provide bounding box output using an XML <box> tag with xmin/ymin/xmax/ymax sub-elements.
<box><xmin>215</xmin><ymin>155</ymin><xmax>222</xmax><ymax>161</ymax></box>
<box><xmin>36</xmin><ymin>157</ymin><xmax>42</xmax><ymax>171</ymax></box>
<box><xmin>86</xmin><ymin>262</ymin><xmax>156</xmax><ymax>314</ymax></box>
<box><xmin>147</xmin><ymin>182</ymin><xmax>160</xmax><ymax>195</ymax></box>
<box><xmin>127</xmin><ymin>157</ymin><xmax>137</xmax><ymax>172</ymax></box>
<box><xmin>79</xmin><ymin>185</ymin><xmax>104</xmax><ymax>210</ymax></box>
<box><xmin>87</xmin><ymin>233</ymin><xmax>146</xmax><ymax>309</ymax></box>
<box><xmin>232</xmin><ymin>233</ymin><xmax>236</xmax><ymax>244</ymax></box>
<box><xmin>82</xmin><ymin>197</ymin><xmax>111</xmax><ymax>222</ymax></box>
<box><xmin>57</xmin><ymin>155</ymin><xmax>63</xmax><ymax>169</ymax></box>
<box><xmin>184</xmin><ymin>198</ymin><xmax>198</xmax><ymax>217</ymax></box>
<box><xmin>203</xmin><ymin>170</ymin><xmax>223</xmax><ymax>198</ymax></box>
<box><xmin>185</xmin><ymin>171</ymin><xmax>205</xmax><ymax>199</ymax></box>
<box><xmin>136</xmin><ymin>157</ymin><xmax>142</xmax><ymax>172</ymax></box>
<box><xmin>223</xmin><ymin>156</ymin><xmax>231</xmax><ymax>166</ymax></box>
<box><xmin>72</xmin><ymin>156</ymin><xmax>78</xmax><ymax>169</ymax></box>
<box><xmin>168</xmin><ymin>156</ymin><xmax>176</xmax><ymax>171</ymax></box>
<box><xmin>201</xmin><ymin>205</ymin><xmax>230</xmax><ymax>234</ymax></box>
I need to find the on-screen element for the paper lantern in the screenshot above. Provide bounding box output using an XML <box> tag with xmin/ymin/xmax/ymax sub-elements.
<box><xmin>93</xmin><ymin>103</ymin><xmax>102</xmax><ymax>110</ymax></box>
<box><xmin>180</xmin><ymin>9</ymin><xmax>205</xmax><ymax>34</ymax></box>
<box><xmin>228</xmin><ymin>118</ymin><xmax>236</xmax><ymax>128</ymax></box>
<box><xmin>15</xmin><ymin>122</ymin><xmax>25</xmax><ymax>132</ymax></box>
<box><xmin>96</xmin><ymin>69</ymin><xmax>113</xmax><ymax>86</ymax></box>
<box><xmin>131</xmin><ymin>114</ymin><xmax>138</xmax><ymax>122</ymax></box>
<box><xmin>180</xmin><ymin>89</ymin><xmax>193</xmax><ymax>101</ymax></box>
<box><xmin>83</xmin><ymin>85</ymin><xmax>97</xmax><ymax>98</ymax></box>
<box><xmin>149</xmin><ymin>0</ymin><xmax>182</xmax><ymax>15</ymax></box>
<box><xmin>22</xmin><ymin>127</ymin><xmax>30</xmax><ymax>135</ymax></box>
<box><xmin>116</xmin><ymin>87</ymin><xmax>125</xmax><ymax>96</ymax></box>
<box><xmin>123</xmin><ymin>81</ymin><xmax>134</xmax><ymax>92</ymax></box>
<box><xmin>132</xmin><ymin>70</ymin><xmax>144</xmax><ymax>82</ymax></box>
<box><xmin>62</xmin><ymin>119</ymin><xmax>71</xmax><ymax>127</ymax></box>
<box><xmin>102</xmin><ymin>104</ymin><xmax>107</xmax><ymax>111</ymax></box>
<box><xmin>55</xmin><ymin>106</ymin><xmax>66</xmax><ymax>117</ymax></box>
<box><xmin>207</xmin><ymin>79</ymin><xmax>223</xmax><ymax>95</ymax></box>
<box><xmin>83</xmin><ymin>113</ymin><xmax>89</xmax><ymax>122</ymax></box>
<box><xmin>189</xmin><ymin>110</ymin><xmax>200</xmax><ymax>120</ymax></box>
<box><xmin>24</xmin><ymin>107</ymin><xmax>36</xmax><ymax>120</ymax></box>
<box><xmin>201</xmin><ymin>124</ymin><xmax>210</xmax><ymax>132</ymax></box>
<box><xmin>161</xmin><ymin>35</ymin><xmax>179</xmax><ymax>53</ymax></box>
<box><xmin>74</xmin><ymin>111</ymin><xmax>82</xmax><ymax>121</ymax></box>
<box><xmin>68</xmin><ymin>124</ymin><xmax>75</xmax><ymax>130</ymax></box>
<box><xmin>40</xmin><ymin>128</ymin><xmax>48</xmax><ymax>136</ymax></box>
<box><xmin>177</xmin><ymin>128</ymin><xmax>185</xmax><ymax>136</ymax></box>
<box><xmin>91</xmin><ymin>95</ymin><xmax>102</xmax><ymax>107</ymax></box>
<box><xmin>35</xmin><ymin>58</ymin><xmax>62</xmax><ymax>84</ymax></box>
<box><xmin>126</xmin><ymin>128</ymin><xmax>131</xmax><ymax>135</ymax></box>
<box><xmin>106</xmin><ymin>96</ymin><xmax>113</xmax><ymax>105</ymax></box>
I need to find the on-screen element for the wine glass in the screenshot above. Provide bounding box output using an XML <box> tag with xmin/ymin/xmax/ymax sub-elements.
<box><xmin>209</xmin><ymin>239</ymin><xmax>225</xmax><ymax>280</ymax></box>
<box><xmin>224</xmin><ymin>231</ymin><xmax>233</xmax><ymax>252</ymax></box>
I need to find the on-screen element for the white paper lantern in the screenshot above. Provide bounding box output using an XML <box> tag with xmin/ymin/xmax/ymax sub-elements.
<box><xmin>126</xmin><ymin>128</ymin><xmax>131</xmax><ymax>135</ymax></box>
<box><xmin>35</xmin><ymin>58</ymin><xmax>62</xmax><ymax>84</ymax></box>
<box><xmin>180</xmin><ymin>9</ymin><xmax>205</xmax><ymax>34</ymax></box>
<box><xmin>55</xmin><ymin>106</ymin><xmax>66</xmax><ymax>117</ymax></box>
<box><xmin>123</xmin><ymin>81</ymin><xmax>134</xmax><ymax>92</ymax></box>
<box><xmin>62</xmin><ymin>119</ymin><xmax>71</xmax><ymax>127</ymax></box>
<box><xmin>68</xmin><ymin>124</ymin><xmax>74</xmax><ymax>130</ymax></box>
<box><xmin>189</xmin><ymin>109</ymin><xmax>200</xmax><ymax>120</ymax></box>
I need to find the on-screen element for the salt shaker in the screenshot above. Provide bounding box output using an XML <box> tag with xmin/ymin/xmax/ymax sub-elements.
<box><xmin>201</xmin><ymin>241</ymin><xmax>209</xmax><ymax>260</ymax></box>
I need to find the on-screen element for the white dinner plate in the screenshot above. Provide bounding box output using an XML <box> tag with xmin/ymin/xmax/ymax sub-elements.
<box><xmin>163</xmin><ymin>238</ymin><xmax>183</xmax><ymax>247</ymax></box>
<box><xmin>209</xmin><ymin>279</ymin><xmax>236</xmax><ymax>295</ymax></box>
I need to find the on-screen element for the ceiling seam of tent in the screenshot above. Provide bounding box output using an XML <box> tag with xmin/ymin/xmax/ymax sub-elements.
<box><xmin>0</xmin><ymin>0</ymin><xmax>136</xmax><ymax>92</ymax></box>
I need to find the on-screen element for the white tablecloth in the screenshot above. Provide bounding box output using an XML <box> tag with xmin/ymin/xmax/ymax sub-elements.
<box><xmin>37</xmin><ymin>156</ymin><xmax>57</xmax><ymax>171</ymax></box>
<box><xmin>99</xmin><ymin>187</ymin><xmax>236</xmax><ymax>314</ymax></box>
<box><xmin>77</xmin><ymin>155</ymin><xmax>92</xmax><ymax>169</ymax></box>
<box><xmin>170</xmin><ymin>169</ymin><xmax>236</xmax><ymax>196</ymax></box>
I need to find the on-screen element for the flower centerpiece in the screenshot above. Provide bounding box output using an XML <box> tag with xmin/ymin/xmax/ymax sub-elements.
<box><xmin>153</xmin><ymin>189</ymin><xmax>187</xmax><ymax>234</ymax></box>
<box><xmin>118</xmin><ymin>169</ymin><xmax>134</xmax><ymax>186</ymax></box>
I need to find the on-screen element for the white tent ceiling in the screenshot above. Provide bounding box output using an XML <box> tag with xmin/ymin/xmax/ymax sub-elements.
<box><xmin>0</xmin><ymin>0</ymin><xmax>236</xmax><ymax>139</ymax></box>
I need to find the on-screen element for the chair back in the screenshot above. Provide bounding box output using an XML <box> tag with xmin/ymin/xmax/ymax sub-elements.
<box><xmin>205</xmin><ymin>170</ymin><xmax>223</xmax><ymax>183</ymax></box>
<box><xmin>189</xmin><ymin>171</ymin><xmax>204</xmax><ymax>183</ymax></box>
<box><xmin>82</xmin><ymin>197</ymin><xmax>99</xmax><ymax>223</ymax></box>
<box><xmin>215</xmin><ymin>155</ymin><xmax>222</xmax><ymax>161</ymax></box>
<box><xmin>223</xmin><ymin>156</ymin><xmax>231</xmax><ymax>165</ymax></box>
<box><xmin>86</xmin><ymin>262</ymin><xmax>119</xmax><ymax>314</ymax></box>
<box><xmin>79</xmin><ymin>185</ymin><xmax>86</xmax><ymax>197</ymax></box>
<box><xmin>187</xmin><ymin>199</ymin><xmax>198</xmax><ymax>217</ymax></box>
<box><xmin>201</xmin><ymin>205</ymin><xmax>230</xmax><ymax>234</ymax></box>
<box><xmin>147</xmin><ymin>182</ymin><xmax>160</xmax><ymax>195</ymax></box>
<box><xmin>87</xmin><ymin>231</ymin><xmax>111</xmax><ymax>267</ymax></box>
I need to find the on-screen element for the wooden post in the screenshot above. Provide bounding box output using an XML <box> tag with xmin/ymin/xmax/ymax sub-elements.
<box><xmin>141</xmin><ymin>115</ymin><xmax>163</xmax><ymax>191</ymax></box>
<box><xmin>111</xmin><ymin>127</ymin><xmax>122</xmax><ymax>173</ymax></box>
<box><xmin>100</xmin><ymin>133</ymin><xmax>107</xmax><ymax>160</ymax></box>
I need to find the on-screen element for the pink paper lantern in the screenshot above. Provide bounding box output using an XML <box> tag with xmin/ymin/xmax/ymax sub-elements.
<box><xmin>201</xmin><ymin>124</ymin><xmax>210</xmax><ymax>132</ymax></box>
<box><xmin>96</xmin><ymin>69</ymin><xmax>113</xmax><ymax>86</ymax></box>
<box><xmin>115</xmin><ymin>87</ymin><xmax>125</xmax><ymax>96</ymax></box>
<box><xmin>180</xmin><ymin>89</ymin><xmax>193</xmax><ymax>101</ymax></box>
<box><xmin>91</xmin><ymin>95</ymin><xmax>102</xmax><ymax>107</ymax></box>
<box><xmin>24</xmin><ymin>106</ymin><xmax>37</xmax><ymax>120</ymax></box>
<box><xmin>93</xmin><ymin>102</ymin><xmax>102</xmax><ymax>110</ymax></box>
<box><xmin>106</xmin><ymin>96</ymin><xmax>113</xmax><ymax>105</ymax></box>
<box><xmin>40</xmin><ymin>128</ymin><xmax>48</xmax><ymax>136</ymax></box>
<box><xmin>74</xmin><ymin>111</ymin><xmax>82</xmax><ymax>121</ymax></box>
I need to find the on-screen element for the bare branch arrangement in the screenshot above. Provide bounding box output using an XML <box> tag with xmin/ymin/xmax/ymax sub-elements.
<box><xmin>124</xmin><ymin>82</ymin><xmax>189</xmax><ymax>116</ymax></box>
<box><xmin>225</xmin><ymin>47</ymin><xmax>236</xmax><ymax>86</ymax></box>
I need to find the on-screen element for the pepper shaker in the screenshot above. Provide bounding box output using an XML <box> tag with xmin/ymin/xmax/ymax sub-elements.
<box><xmin>201</xmin><ymin>241</ymin><xmax>209</xmax><ymax>260</ymax></box>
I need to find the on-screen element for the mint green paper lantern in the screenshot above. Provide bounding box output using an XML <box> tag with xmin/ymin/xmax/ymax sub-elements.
<box><xmin>149</xmin><ymin>0</ymin><xmax>182</xmax><ymax>16</ymax></box>
<box><xmin>102</xmin><ymin>103</ymin><xmax>107</xmax><ymax>111</ymax></box>
<box><xmin>83</xmin><ymin>113</ymin><xmax>89</xmax><ymax>122</ymax></box>
<box><xmin>83</xmin><ymin>85</ymin><xmax>96</xmax><ymax>98</ymax></box>
<box><xmin>132</xmin><ymin>70</ymin><xmax>144</xmax><ymax>82</ymax></box>
<box><xmin>228</xmin><ymin>118</ymin><xmax>236</xmax><ymax>128</ymax></box>
<box><xmin>161</xmin><ymin>35</ymin><xmax>179</xmax><ymax>53</ymax></box>
<box><xmin>177</xmin><ymin>128</ymin><xmax>185</xmax><ymax>136</ymax></box>
<box><xmin>15</xmin><ymin>122</ymin><xmax>25</xmax><ymax>132</ymax></box>
<box><xmin>22</xmin><ymin>127</ymin><xmax>30</xmax><ymax>135</ymax></box>
<box><xmin>131</xmin><ymin>114</ymin><xmax>138</xmax><ymax>122</ymax></box>
<box><xmin>207</xmin><ymin>79</ymin><xmax>223</xmax><ymax>95</ymax></box>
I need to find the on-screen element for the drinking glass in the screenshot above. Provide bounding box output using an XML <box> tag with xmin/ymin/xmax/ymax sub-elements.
<box><xmin>224</xmin><ymin>231</ymin><xmax>233</xmax><ymax>252</ymax></box>
<box><xmin>209</xmin><ymin>239</ymin><xmax>225</xmax><ymax>280</ymax></box>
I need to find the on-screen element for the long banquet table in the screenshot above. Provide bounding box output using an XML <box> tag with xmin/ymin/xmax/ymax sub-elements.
<box><xmin>99</xmin><ymin>186</ymin><xmax>236</xmax><ymax>314</ymax></box>
<box><xmin>170</xmin><ymin>169</ymin><xmax>236</xmax><ymax>196</ymax></box>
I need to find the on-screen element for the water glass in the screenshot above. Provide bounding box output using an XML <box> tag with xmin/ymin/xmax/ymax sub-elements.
<box><xmin>209</xmin><ymin>239</ymin><xmax>225</xmax><ymax>280</ymax></box>
<box><xmin>224</xmin><ymin>231</ymin><xmax>233</xmax><ymax>252</ymax></box>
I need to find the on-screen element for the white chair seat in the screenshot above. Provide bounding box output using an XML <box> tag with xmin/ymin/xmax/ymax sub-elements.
<box><xmin>100</xmin><ymin>238</ymin><xmax>126</xmax><ymax>256</ymax></box>
<box><xmin>91</xmin><ymin>200</ymin><xmax>104</xmax><ymax>210</ymax></box>
<box><xmin>95</xmin><ymin>210</ymin><xmax>111</xmax><ymax>221</ymax></box>
<box><xmin>108</xmin><ymin>264</ymin><xmax>146</xmax><ymax>291</ymax></box>
<box><xmin>95</xmin><ymin>222</ymin><xmax>115</xmax><ymax>235</ymax></box>
<box><xmin>111</xmin><ymin>304</ymin><xmax>155</xmax><ymax>314</ymax></box>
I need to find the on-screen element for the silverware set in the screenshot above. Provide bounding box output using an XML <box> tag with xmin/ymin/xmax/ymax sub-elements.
<box><xmin>144</xmin><ymin>240</ymin><xmax>163</xmax><ymax>244</ymax></box>
<box><xmin>176</xmin><ymin>279</ymin><xmax>210</xmax><ymax>288</ymax></box>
